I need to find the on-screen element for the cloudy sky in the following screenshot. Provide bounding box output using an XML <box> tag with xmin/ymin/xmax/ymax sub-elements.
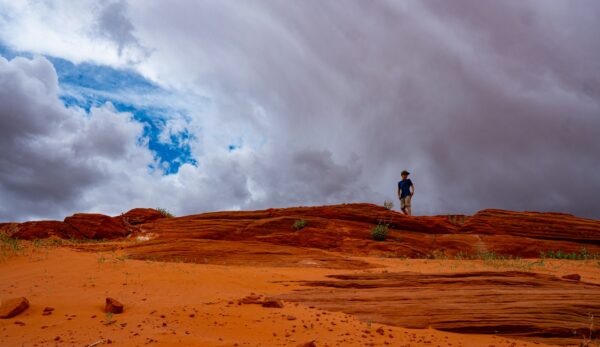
<box><xmin>1</xmin><ymin>0</ymin><xmax>599</xmax><ymax>222</ymax></box>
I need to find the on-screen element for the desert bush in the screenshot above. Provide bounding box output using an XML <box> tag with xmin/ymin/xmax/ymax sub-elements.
<box><xmin>383</xmin><ymin>199</ymin><xmax>394</xmax><ymax>210</ymax></box>
<box><xmin>540</xmin><ymin>248</ymin><xmax>600</xmax><ymax>260</ymax></box>
<box><xmin>448</xmin><ymin>215</ymin><xmax>468</xmax><ymax>225</ymax></box>
<box><xmin>292</xmin><ymin>219</ymin><xmax>307</xmax><ymax>231</ymax></box>
<box><xmin>370</xmin><ymin>223</ymin><xmax>389</xmax><ymax>241</ymax></box>
<box><xmin>157</xmin><ymin>207</ymin><xmax>174</xmax><ymax>218</ymax></box>
<box><xmin>0</xmin><ymin>233</ymin><xmax>22</xmax><ymax>252</ymax></box>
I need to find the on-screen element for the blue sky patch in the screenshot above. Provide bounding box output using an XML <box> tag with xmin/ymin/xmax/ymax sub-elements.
<box><xmin>0</xmin><ymin>43</ymin><xmax>197</xmax><ymax>175</ymax></box>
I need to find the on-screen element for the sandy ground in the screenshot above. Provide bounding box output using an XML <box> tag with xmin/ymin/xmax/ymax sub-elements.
<box><xmin>1</xmin><ymin>243</ymin><xmax>598</xmax><ymax>347</ymax></box>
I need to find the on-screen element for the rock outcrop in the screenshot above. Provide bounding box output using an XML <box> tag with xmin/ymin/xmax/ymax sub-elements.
<box><xmin>4</xmin><ymin>204</ymin><xmax>600</xmax><ymax>259</ymax></box>
<box><xmin>2</xmin><ymin>208</ymin><xmax>166</xmax><ymax>240</ymax></box>
<box><xmin>278</xmin><ymin>271</ymin><xmax>600</xmax><ymax>345</ymax></box>
<box><xmin>9</xmin><ymin>221</ymin><xmax>81</xmax><ymax>240</ymax></box>
<box><xmin>124</xmin><ymin>203</ymin><xmax>600</xmax><ymax>261</ymax></box>
<box><xmin>120</xmin><ymin>208</ymin><xmax>165</xmax><ymax>225</ymax></box>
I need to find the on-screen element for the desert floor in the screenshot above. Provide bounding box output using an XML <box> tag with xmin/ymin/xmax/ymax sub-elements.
<box><xmin>1</xmin><ymin>242</ymin><xmax>599</xmax><ymax>347</ymax></box>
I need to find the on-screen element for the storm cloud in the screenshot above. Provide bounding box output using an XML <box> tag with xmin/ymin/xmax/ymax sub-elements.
<box><xmin>0</xmin><ymin>0</ymin><xmax>599</xmax><ymax>221</ymax></box>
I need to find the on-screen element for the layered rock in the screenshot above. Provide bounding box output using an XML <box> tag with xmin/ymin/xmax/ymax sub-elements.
<box><xmin>2</xmin><ymin>208</ymin><xmax>165</xmax><ymax>240</ymax></box>
<box><xmin>4</xmin><ymin>204</ymin><xmax>600</xmax><ymax>258</ymax></box>
<box><xmin>64</xmin><ymin>213</ymin><xmax>130</xmax><ymax>239</ymax></box>
<box><xmin>128</xmin><ymin>203</ymin><xmax>600</xmax><ymax>260</ymax></box>
<box><xmin>119</xmin><ymin>208</ymin><xmax>165</xmax><ymax>225</ymax></box>
<box><xmin>278</xmin><ymin>271</ymin><xmax>600</xmax><ymax>345</ymax></box>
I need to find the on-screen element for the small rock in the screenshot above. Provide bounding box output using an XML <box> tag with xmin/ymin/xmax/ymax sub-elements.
<box><xmin>105</xmin><ymin>297</ymin><xmax>124</xmax><ymax>314</ymax></box>
<box><xmin>287</xmin><ymin>315</ymin><xmax>297</xmax><ymax>320</ymax></box>
<box><xmin>376</xmin><ymin>327</ymin><xmax>385</xmax><ymax>335</ymax></box>
<box><xmin>0</xmin><ymin>297</ymin><xmax>30</xmax><ymax>319</ymax></box>
<box><xmin>562</xmin><ymin>274</ymin><xmax>581</xmax><ymax>281</ymax></box>
<box><xmin>297</xmin><ymin>341</ymin><xmax>317</xmax><ymax>347</ymax></box>
<box><xmin>240</xmin><ymin>295</ymin><xmax>263</xmax><ymax>305</ymax></box>
<box><xmin>14</xmin><ymin>320</ymin><xmax>26</xmax><ymax>326</ymax></box>
<box><xmin>262</xmin><ymin>298</ymin><xmax>284</xmax><ymax>308</ymax></box>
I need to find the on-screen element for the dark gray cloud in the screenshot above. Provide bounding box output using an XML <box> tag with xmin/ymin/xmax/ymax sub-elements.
<box><xmin>129</xmin><ymin>0</ymin><xmax>600</xmax><ymax>217</ymax></box>
<box><xmin>0</xmin><ymin>0</ymin><xmax>599</xmax><ymax>220</ymax></box>
<box><xmin>97</xmin><ymin>0</ymin><xmax>148</xmax><ymax>59</ymax></box>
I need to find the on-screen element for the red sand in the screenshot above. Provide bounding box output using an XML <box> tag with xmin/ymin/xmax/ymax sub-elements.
<box><xmin>5</xmin><ymin>246</ymin><xmax>596</xmax><ymax>346</ymax></box>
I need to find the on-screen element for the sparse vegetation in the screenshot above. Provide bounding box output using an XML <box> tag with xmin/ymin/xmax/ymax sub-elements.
<box><xmin>104</xmin><ymin>312</ymin><xmax>115</xmax><ymax>325</ymax></box>
<box><xmin>1</xmin><ymin>233</ymin><xmax>22</xmax><ymax>252</ymax></box>
<box><xmin>0</xmin><ymin>234</ymin><xmax>23</xmax><ymax>261</ymax></box>
<box><xmin>383</xmin><ymin>199</ymin><xmax>394</xmax><ymax>210</ymax></box>
<box><xmin>370</xmin><ymin>223</ymin><xmax>389</xmax><ymax>241</ymax></box>
<box><xmin>448</xmin><ymin>215</ymin><xmax>467</xmax><ymax>225</ymax></box>
<box><xmin>292</xmin><ymin>219</ymin><xmax>307</xmax><ymax>231</ymax></box>
<box><xmin>157</xmin><ymin>207</ymin><xmax>174</xmax><ymax>218</ymax></box>
<box><xmin>540</xmin><ymin>248</ymin><xmax>600</xmax><ymax>260</ymax></box>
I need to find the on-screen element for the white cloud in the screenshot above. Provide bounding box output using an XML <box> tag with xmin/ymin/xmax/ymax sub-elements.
<box><xmin>0</xmin><ymin>55</ymin><xmax>369</xmax><ymax>221</ymax></box>
<box><xmin>0</xmin><ymin>0</ymin><xmax>145</xmax><ymax>66</ymax></box>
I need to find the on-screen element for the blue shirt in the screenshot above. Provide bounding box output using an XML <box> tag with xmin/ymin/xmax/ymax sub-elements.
<box><xmin>398</xmin><ymin>179</ymin><xmax>413</xmax><ymax>198</ymax></box>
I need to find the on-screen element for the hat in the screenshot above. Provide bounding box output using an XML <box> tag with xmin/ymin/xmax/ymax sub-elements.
<box><xmin>401</xmin><ymin>170</ymin><xmax>410</xmax><ymax>176</ymax></box>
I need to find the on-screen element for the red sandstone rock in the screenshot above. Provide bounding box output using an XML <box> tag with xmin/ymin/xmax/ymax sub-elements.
<box><xmin>279</xmin><ymin>271</ymin><xmax>600</xmax><ymax>345</ymax></box>
<box><xmin>120</xmin><ymin>208</ymin><xmax>165</xmax><ymax>225</ymax></box>
<box><xmin>240</xmin><ymin>295</ymin><xmax>264</xmax><ymax>305</ymax></box>
<box><xmin>6</xmin><ymin>203</ymin><xmax>600</xmax><ymax>260</ymax></box>
<box><xmin>124</xmin><ymin>203</ymin><xmax>600</xmax><ymax>261</ymax></box>
<box><xmin>105</xmin><ymin>297</ymin><xmax>124</xmax><ymax>314</ymax></box>
<box><xmin>262</xmin><ymin>298</ymin><xmax>284</xmax><ymax>308</ymax></box>
<box><xmin>64</xmin><ymin>214</ymin><xmax>129</xmax><ymax>239</ymax></box>
<box><xmin>10</xmin><ymin>221</ymin><xmax>82</xmax><ymax>240</ymax></box>
<box><xmin>562</xmin><ymin>274</ymin><xmax>581</xmax><ymax>281</ymax></box>
<box><xmin>460</xmin><ymin>209</ymin><xmax>600</xmax><ymax>243</ymax></box>
<box><xmin>0</xmin><ymin>297</ymin><xmax>30</xmax><ymax>319</ymax></box>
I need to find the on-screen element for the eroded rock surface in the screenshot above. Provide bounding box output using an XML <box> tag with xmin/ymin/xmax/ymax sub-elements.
<box><xmin>120</xmin><ymin>208</ymin><xmax>165</xmax><ymax>225</ymax></box>
<box><xmin>278</xmin><ymin>271</ymin><xmax>600</xmax><ymax>345</ymax></box>
<box><xmin>125</xmin><ymin>203</ymin><xmax>600</xmax><ymax>260</ymax></box>
<box><xmin>126</xmin><ymin>239</ymin><xmax>374</xmax><ymax>269</ymax></box>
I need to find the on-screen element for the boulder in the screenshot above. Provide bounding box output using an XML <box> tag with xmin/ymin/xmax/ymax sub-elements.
<box><xmin>239</xmin><ymin>295</ymin><xmax>264</xmax><ymax>305</ymax></box>
<box><xmin>262</xmin><ymin>298</ymin><xmax>284</xmax><ymax>308</ymax></box>
<box><xmin>11</xmin><ymin>221</ymin><xmax>82</xmax><ymax>240</ymax></box>
<box><xmin>0</xmin><ymin>297</ymin><xmax>30</xmax><ymax>319</ymax></box>
<box><xmin>105</xmin><ymin>297</ymin><xmax>124</xmax><ymax>314</ymax></box>
<box><xmin>65</xmin><ymin>214</ymin><xmax>129</xmax><ymax>239</ymax></box>
<box><xmin>120</xmin><ymin>208</ymin><xmax>165</xmax><ymax>225</ymax></box>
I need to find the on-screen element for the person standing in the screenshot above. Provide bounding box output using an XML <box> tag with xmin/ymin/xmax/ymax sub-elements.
<box><xmin>397</xmin><ymin>170</ymin><xmax>415</xmax><ymax>216</ymax></box>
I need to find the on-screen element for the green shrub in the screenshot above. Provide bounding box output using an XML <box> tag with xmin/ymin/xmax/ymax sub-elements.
<box><xmin>540</xmin><ymin>248</ymin><xmax>600</xmax><ymax>260</ymax></box>
<box><xmin>383</xmin><ymin>200</ymin><xmax>394</xmax><ymax>210</ymax></box>
<box><xmin>157</xmin><ymin>207</ymin><xmax>174</xmax><ymax>218</ymax></box>
<box><xmin>370</xmin><ymin>223</ymin><xmax>389</xmax><ymax>241</ymax></box>
<box><xmin>292</xmin><ymin>219</ymin><xmax>307</xmax><ymax>231</ymax></box>
<box><xmin>0</xmin><ymin>233</ymin><xmax>22</xmax><ymax>252</ymax></box>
